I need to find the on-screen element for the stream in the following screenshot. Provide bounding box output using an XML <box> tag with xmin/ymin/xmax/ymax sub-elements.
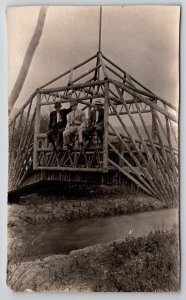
<box><xmin>19</xmin><ymin>207</ymin><xmax>178</xmax><ymax>260</ymax></box>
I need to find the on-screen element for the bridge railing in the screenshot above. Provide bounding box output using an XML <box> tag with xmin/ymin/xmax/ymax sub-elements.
<box><xmin>9</xmin><ymin>93</ymin><xmax>37</xmax><ymax>190</ymax></box>
<box><xmin>105</xmin><ymin>73</ymin><xmax>178</xmax><ymax>205</ymax></box>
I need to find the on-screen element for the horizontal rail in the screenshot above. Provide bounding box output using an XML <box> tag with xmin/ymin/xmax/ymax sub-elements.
<box><xmin>36</xmin><ymin>166</ymin><xmax>115</xmax><ymax>172</ymax></box>
<box><xmin>40</xmin><ymin>93</ymin><xmax>104</xmax><ymax>105</ymax></box>
<box><xmin>109</xmin><ymin>109</ymin><xmax>151</xmax><ymax>116</ymax></box>
<box><xmin>36</xmin><ymin>148</ymin><xmax>104</xmax><ymax>154</ymax></box>
<box><xmin>39</xmin><ymin>80</ymin><xmax>105</xmax><ymax>94</ymax></box>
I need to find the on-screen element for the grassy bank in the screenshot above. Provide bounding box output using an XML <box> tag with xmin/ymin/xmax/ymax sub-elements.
<box><xmin>8</xmin><ymin>191</ymin><xmax>167</xmax><ymax>227</ymax></box>
<box><xmin>7</xmin><ymin>229</ymin><xmax>179</xmax><ymax>292</ymax></box>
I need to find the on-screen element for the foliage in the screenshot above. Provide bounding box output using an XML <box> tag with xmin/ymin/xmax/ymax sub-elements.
<box><xmin>7</xmin><ymin>229</ymin><xmax>179</xmax><ymax>292</ymax></box>
<box><xmin>101</xmin><ymin>229</ymin><xmax>179</xmax><ymax>292</ymax></box>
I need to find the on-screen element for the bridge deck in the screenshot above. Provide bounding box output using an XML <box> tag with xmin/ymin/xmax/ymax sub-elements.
<box><xmin>8</xmin><ymin>166</ymin><xmax>147</xmax><ymax>203</ymax></box>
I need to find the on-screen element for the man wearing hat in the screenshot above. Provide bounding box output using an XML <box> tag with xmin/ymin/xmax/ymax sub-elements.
<box><xmin>63</xmin><ymin>100</ymin><xmax>87</xmax><ymax>149</ymax></box>
<box><xmin>83</xmin><ymin>100</ymin><xmax>104</xmax><ymax>145</ymax></box>
<box><xmin>47</xmin><ymin>101</ymin><xmax>72</xmax><ymax>149</ymax></box>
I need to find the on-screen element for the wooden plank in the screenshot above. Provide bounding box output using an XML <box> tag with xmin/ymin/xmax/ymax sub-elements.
<box><xmin>162</xmin><ymin>104</ymin><xmax>179</xmax><ymax>176</ymax></box>
<box><xmin>9</xmin><ymin>119</ymin><xmax>16</xmax><ymax>147</ymax></box>
<box><xmin>151</xmin><ymin>110</ymin><xmax>176</xmax><ymax>198</ymax></box>
<box><xmin>99</xmin><ymin>52</ymin><xmax>109</xmax><ymax>79</ymax></box>
<box><xmin>12</xmin><ymin>110</ymin><xmax>35</xmax><ymax>175</ymax></box>
<box><xmin>68</xmin><ymin>68</ymin><xmax>73</xmax><ymax>84</ymax></box>
<box><xmin>152</xmin><ymin>110</ymin><xmax>168</xmax><ymax>162</ymax></box>
<box><xmin>103</xmin><ymin>80</ymin><xmax>109</xmax><ymax>170</ymax></box>
<box><xmin>116</xmin><ymin>86</ymin><xmax>172</xmax><ymax>202</ymax></box>
<box><xmin>36</xmin><ymin>166</ymin><xmax>109</xmax><ymax>172</ymax></box>
<box><xmin>33</xmin><ymin>93</ymin><xmax>41</xmax><ymax>169</ymax></box>
<box><xmin>40</xmin><ymin>93</ymin><xmax>104</xmax><ymax>105</ymax></box>
<box><xmin>39</xmin><ymin>80</ymin><xmax>104</xmax><ymax>94</ymax></box>
<box><xmin>94</xmin><ymin>54</ymin><xmax>100</xmax><ymax>81</ymax></box>
<box><xmin>108</xmin><ymin>159</ymin><xmax>153</xmax><ymax>196</ymax></box>
<box><xmin>17</xmin><ymin>108</ymin><xmax>24</xmax><ymax>129</ymax></box>
<box><xmin>125</xmin><ymin>74</ymin><xmax>162</xmax><ymax>161</ymax></box>
<box><xmin>169</xmin><ymin>119</ymin><xmax>178</xmax><ymax>145</ymax></box>
<box><xmin>151</xmin><ymin>107</ymin><xmax>157</xmax><ymax>140</ymax></box>
<box><xmin>109</xmin><ymin>98</ymin><xmax>169</xmax><ymax>202</ymax></box>
<box><xmin>12</xmin><ymin>100</ymin><xmax>33</xmax><ymax>169</ymax></box>
<box><xmin>13</xmin><ymin>131</ymin><xmax>34</xmax><ymax>189</ymax></box>
<box><xmin>109</xmin><ymin>109</ymin><xmax>151</xmax><ymax>116</ymax></box>
<box><xmin>108</xmin><ymin>141</ymin><xmax>157</xmax><ymax>197</ymax></box>
<box><xmin>15</xmin><ymin>147</ymin><xmax>33</xmax><ymax>188</ymax></box>
<box><xmin>108</xmin><ymin>121</ymin><xmax>164</xmax><ymax>201</ymax></box>
<box><xmin>110</xmin><ymin>96</ymin><xmax>139</xmax><ymax>104</ymax></box>
<box><xmin>21</xmin><ymin>110</ymin><xmax>36</xmax><ymax>150</ymax></box>
<box><xmin>36</xmin><ymin>148</ymin><xmax>104</xmax><ymax>154</ymax></box>
<box><xmin>133</xmin><ymin>98</ymin><xmax>174</xmax><ymax>202</ymax></box>
<box><xmin>154</xmin><ymin>111</ymin><xmax>168</xmax><ymax>142</ymax></box>
<box><xmin>164</xmin><ymin>109</ymin><xmax>179</xmax><ymax>174</ymax></box>
<box><xmin>9</xmin><ymin>120</ymin><xmax>17</xmax><ymax>170</ymax></box>
<box><xmin>24</xmin><ymin>98</ymin><xmax>33</xmax><ymax>128</ymax></box>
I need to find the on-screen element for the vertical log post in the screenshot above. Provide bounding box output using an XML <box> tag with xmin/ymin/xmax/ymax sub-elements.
<box><xmin>165</xmin><ymin>116</ymin><xmax>171</xmax><ymax>148</ymax></box>
<box><xmin>151</xmin><ymin>102</ymin><xmax>157</xmax><ymax>141</ymax></box>
<box><xmin>103</xmin><ymin>80</ymin><xmax>109</xmax><ymax>171</ymax></box>
<box><xmin>33</xmin><ymin>93</ymin><xmax>41</xmax><ymax>169</ymax></box>
<box><xmin>119</xmin><ymin>142</ymin><xmax>125</xmax><ymax>167</ymax></box>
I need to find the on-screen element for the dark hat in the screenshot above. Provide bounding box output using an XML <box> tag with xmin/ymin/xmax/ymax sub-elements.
<box><xmin>54</xmin><ymin>101</ymin><xmax>61</xmax><ymax>108</ymax></box>
<box><xmin>70</xmin><ymin>100</ymin><xmax>78</xmax><ymax>107</ymax></box>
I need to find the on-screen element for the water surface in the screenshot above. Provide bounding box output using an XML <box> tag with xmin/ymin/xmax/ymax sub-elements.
<box><xmin>23</xmin><ymin>208</ymin><xmax>178</xmax><ymax>260</ymax></box>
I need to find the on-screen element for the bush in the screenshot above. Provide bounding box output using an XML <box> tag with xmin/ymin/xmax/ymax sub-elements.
<box><xmin>94</xmin><ymin>229</ymin><xmax>179</xmax><ymax>292</ymax></box>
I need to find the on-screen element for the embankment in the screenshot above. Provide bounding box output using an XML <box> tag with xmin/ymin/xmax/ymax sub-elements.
<box><xmin>7</xmin><ymin>229</ymin><xmax>179</xmax><ymax>292</ymax></box>
<box><xmin>8</xmin><ymin>190</ymin><xmax>167</xmax><ymax>227</ymax></box>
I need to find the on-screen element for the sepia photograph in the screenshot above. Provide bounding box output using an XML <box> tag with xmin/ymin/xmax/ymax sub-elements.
<box><xmin>7</xmin><ymin>5</ymin><xmax>180</xmax><ymax>292</ymax></box>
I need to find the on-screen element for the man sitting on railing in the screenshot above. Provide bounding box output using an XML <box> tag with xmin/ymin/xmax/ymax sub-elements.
<box><xmin>83</xmin><ymin>100</ymin><xmax>104</xmax><ymax>146</ymax></box>
<box><xmin>47</xmin><ymin>101</ymin><xmax>72</xmax><ymax>150</ymax></box>
<box><xmin>63</xmin><ymin>100</ymin><xmax>87</xmax><ymax>150</ymax></box>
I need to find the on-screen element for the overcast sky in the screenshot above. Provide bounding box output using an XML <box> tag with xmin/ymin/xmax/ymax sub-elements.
<box><xmin>7</xmin><ymin>5</ymin><xmax>180</xmax><ymax>109</ymax></box>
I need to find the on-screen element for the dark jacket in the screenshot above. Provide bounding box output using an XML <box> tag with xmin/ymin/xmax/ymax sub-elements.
<box><xmin>48</xmin><ymin>107</ymin><xmax>72</xmax><ymax>130</ymax></box>
<box><xmin>89</xmin><ymin>108</ymin><xmax>104</xmax><ymax>126</ymax></box>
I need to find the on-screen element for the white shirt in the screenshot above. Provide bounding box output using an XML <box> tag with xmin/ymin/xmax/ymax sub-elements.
<box><xmin>57</xmin><ymin>111</ymin><xmax>61</xmax><ymax>123</ymax></box>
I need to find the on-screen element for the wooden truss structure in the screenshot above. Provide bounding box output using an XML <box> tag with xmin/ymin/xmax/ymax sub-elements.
<box><xmin>9</xmin><ymin>52</ymin><xmax>178</xmax><ymax>204</ymax></box>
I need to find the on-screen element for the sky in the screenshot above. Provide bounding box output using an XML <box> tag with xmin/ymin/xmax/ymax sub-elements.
<box><xmin>7</xmin><ymin>5</ymin><xmax>180</xmax><ymax>110</ymax></box>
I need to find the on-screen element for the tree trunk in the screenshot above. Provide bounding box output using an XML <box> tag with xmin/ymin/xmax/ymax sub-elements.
<box><xmin>9</xmin><ymin>6</ymin><xmax>48</xmax><ymax>113</ymax></box>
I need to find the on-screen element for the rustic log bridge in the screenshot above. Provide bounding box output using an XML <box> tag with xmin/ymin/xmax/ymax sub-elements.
<box><xmin>8</xmin><ymin>52</ymin><xmax>178</xmax><ymax>205</ymax></box>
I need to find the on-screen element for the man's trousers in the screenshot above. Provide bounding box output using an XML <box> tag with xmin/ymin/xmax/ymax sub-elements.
<box><xmin>63</xmin><ymin>126</ymin><xmax>85</xmax><ymax>146</ymax></box>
